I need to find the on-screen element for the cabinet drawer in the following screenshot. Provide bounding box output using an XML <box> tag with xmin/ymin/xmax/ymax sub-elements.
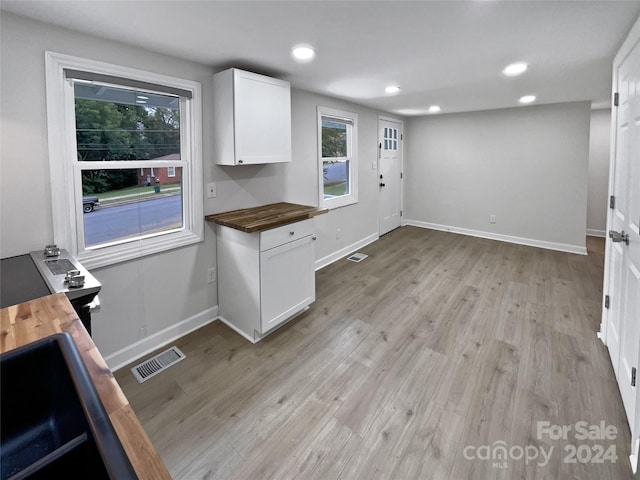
<box><xmin>260</xmin><ymin>219</ymin><xmax>314</xmax><ymax>251</ymax></box>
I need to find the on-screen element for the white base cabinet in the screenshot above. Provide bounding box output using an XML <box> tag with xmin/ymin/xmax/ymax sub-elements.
<box><xmin>217</xmin><ymin>219</ymin><xmax>316</xmax><ymax>342</ymax></box>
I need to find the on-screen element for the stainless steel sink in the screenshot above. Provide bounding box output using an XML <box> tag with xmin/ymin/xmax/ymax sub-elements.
<box><xmin>0</xmin><ymin>333</ymin><xmax>137</xmax><ymax>479</ymax></box>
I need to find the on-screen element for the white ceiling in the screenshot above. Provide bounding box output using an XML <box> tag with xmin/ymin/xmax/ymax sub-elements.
<box><xmin>3</xmin><ymin>0</ymin><xmax>640</xmax><ymax>116</ymax></box>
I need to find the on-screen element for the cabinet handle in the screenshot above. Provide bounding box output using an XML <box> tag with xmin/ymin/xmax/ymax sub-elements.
<box><xmin>238</xmin><ymin>159</ymin><xmax>244</xmax><ymax>164</ymax></box>
<box><xmin>289</xmin><ymin>231</ymin><xmax>295</xmax><ymax>236</ymax></box>
<box><xmin>312</xmin><ymin>236</ymin><xmax>317</xmax><ymax>241</ymax></box>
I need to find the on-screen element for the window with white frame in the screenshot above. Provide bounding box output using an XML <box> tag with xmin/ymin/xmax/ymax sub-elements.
<box><xmin>45</xmin><ymin>52</ymin><xmax>203</xmax><ymax>269</ymax></box>
<box><xmin>318</xmin><ymin>107</ymin><xmax>358</xmax><ymax>209</ymax></box>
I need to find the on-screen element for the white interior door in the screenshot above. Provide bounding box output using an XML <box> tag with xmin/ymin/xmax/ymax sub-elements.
<box><xmin>378</xmin><ymin>117</ymin><xmax>403</xmax><ymax>235</ymax></box>
<box><xmin>602</xmin><ymin>16</ymin><xmax>640</xmax><ymax>473</ymax></box>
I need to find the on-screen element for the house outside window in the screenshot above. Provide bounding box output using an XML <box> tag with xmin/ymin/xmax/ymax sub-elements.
<box><xmin>318</xmin><ymin>107</ymin><xmax>358</xmax><ymax>209</ymax></box>
<box><xmin>45</xmin><ymin>52</ymin><xmax>203</xmax><ymax>268</ymax></box>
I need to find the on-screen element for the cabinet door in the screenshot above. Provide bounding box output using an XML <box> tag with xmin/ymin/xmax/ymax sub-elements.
<box><xmin>234</xmin><ymin>70</ymin><xmax>291</xmax><ymax>165</ymax></box>
<box><xmin>260</xmin><ymin>235</ymin><xmax>314</xmax><ymax>333</ymax></box>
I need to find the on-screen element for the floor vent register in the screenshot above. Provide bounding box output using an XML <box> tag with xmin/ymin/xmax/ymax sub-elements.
<box><xmin>347</xmin><ymin>252</ymin><xmax>368</xmax><ymax>263</ymax></box>
<box><xmin>131</xmin><ymin>346</ymin><xmax>186</xmax><ymax>383</ymax></box>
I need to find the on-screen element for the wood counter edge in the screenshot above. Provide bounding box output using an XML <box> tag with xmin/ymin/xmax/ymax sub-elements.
<box><xmin>0</xmin><ymin>293</ymin><xmax>171</xmax><ymax>480</ymax></box>
<box><xmin>205</xmin><ymin>202</ymin><xmax>328</xmax><ymax>233</ymax></box>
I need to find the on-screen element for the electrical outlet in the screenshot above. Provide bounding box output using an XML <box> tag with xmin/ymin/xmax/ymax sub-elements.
<box><xmin>336</xmin><ymin>228</ymin><xmax>341</xmax><ymax>240</ymax></box>
<box><xmin>207</xmin><ymin>267</ymin><xmax>217</xmax><ymax>284</ymax></box>
<box><xmin>139</xmin><ymin>326</ymin><xmax>148</xmax><ymax>338</ymax></box>
<box><xmin>206</xmin><ymin>182</ymin><xmax>217</xmax><ymax>198</ymax></box>
<box><xmin>489</xmin><ymin>215</ymin><xmax>497</xmax><ymax>224</ymax></box>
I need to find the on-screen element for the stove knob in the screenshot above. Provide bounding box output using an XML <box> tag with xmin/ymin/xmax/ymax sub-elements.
<box><xmin>68</xmin><ymin>275</ymin><xmax>85</xmax><ymax>288</ymax></box>
<box><xmin>44</xmin><ymin>244</ymin><xmax>60</xmax><ymax>257</ymax></box>
<box><xmin>65</xmin><ymin>270</ymin><xmax>81</xmax><ymax>282</ymax></box>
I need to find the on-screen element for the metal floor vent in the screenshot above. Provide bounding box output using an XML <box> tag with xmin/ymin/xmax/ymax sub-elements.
<box><xmin>131</xmin><ymin>346</ymin><xmax>186</xmax><ymax>383</ymax></box>
<box><xmin>347</xmin><ymin>252</ymin><xmax>368</xmax><ymax>263</ymax></box>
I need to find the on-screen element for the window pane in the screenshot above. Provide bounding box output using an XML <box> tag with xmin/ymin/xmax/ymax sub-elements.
<box><xmin>321</xmin><ymin>119</ymin><xmax>347</xmax><ymax>158</ymax></box>
<box><xmin>74</xmin><ymin>82</ymin><xmax>180</xmax><ymax>161</ymax></box>
<box><xmin>323</xmin><ymin>160</ymin><xmax>350</xmax><ymax>198</ymax></box>
<box><xmin>82</xmin><ymin>168</ymin><xmax>183</xmax><ymax>247</ymax></box>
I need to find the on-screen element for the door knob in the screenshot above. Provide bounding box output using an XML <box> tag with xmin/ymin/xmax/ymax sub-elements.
<box><xmin>609</xmin><ymin>230</ymin><xmax>629</xmax><ymax>245</ymax></box>
<box><xmin>379</xmin><ymin>183</ymin><xmax>386</xmax><ymax>187</ymax></box>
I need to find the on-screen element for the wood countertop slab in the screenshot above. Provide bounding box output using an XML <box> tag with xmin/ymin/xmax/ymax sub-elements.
<box><xmin>0</xmin><ymin>293</ymin><xmax>171</xmax><ymax>480</ymax></box>
<box><xmin>205</xmin><ymin>202</ymin><xmax>327</xmax><ymax>233</ymax></box>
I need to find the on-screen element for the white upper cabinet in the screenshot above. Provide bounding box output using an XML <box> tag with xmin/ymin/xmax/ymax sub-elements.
<box><xmin>213</xmin><ymin>68</ymin><xmax>292</xmax><ymax>165</ymax></box>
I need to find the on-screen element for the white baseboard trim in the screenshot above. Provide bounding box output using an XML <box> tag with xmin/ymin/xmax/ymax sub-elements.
<box><xmin>218</xmin><ymin>307</ymin><xmax>310</xmax><ymax>344</ymax></box>
<box><xmin>106</xmin><ymin>305</ymin><xmax>218</xmax><ymax>372</ymax></box>
<box><xmin>315</xmin><ymin>233</ymin><xmax>379</xmax><ymax>270</ymax></box>
<box><xmin>404</xmin><ymin>220</ymin><xmax>587</xmax><ymax>255</ymax></box>
<box><xmin>630</xmin><ymin>437</ymin><xmax>639</xmax><ymax>474</ymax></box>
<box><xmin>587</xmin><ymin>229</ymin><xmax>606</xmax><ymax>238</ymax></box>
<box><xmin>218</xmin><ymin>315</ymin><xmax>256</xmax><ymax>343</ymax></box>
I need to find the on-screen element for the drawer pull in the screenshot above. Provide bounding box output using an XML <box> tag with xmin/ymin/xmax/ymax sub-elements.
<box><xmin>289</xmin><ymin>231</ymin><xmax>295</xmax><ymax>235</ymax></box>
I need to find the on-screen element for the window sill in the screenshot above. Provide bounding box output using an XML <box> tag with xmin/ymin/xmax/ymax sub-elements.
<box><xmin>77</xmin><ymin>229</ymin><xmax>203</xmax><ymax>270</ymax></box>
<box><xmin>321</xmin><ymin>196</ymin><xmax>358</xmax><ymax>210</ymax></box>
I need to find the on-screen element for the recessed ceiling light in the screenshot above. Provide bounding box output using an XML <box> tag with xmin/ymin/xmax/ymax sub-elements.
<box><xmin>291</xmin><ymin>45</ymin><xmax>315</xmax><ymax>62</ymax></box>
<box><xmin>503</xmin><ymin>62</ymin><xmax>528</xmax><ymax>76</ymax></box>
<box><xmin>428</xmin><ymin>105</ymin><xmax>441</xmax><ymax>113</ymax></box>
<box><xmin>519</xmin><ymin>95</ymin><xmax>536</xmax><ymax>104</ymax></box>
<box><xmin>385</xmin><ymin>86</ymin><xmax>400</xmax><ymax>94</ymax></box>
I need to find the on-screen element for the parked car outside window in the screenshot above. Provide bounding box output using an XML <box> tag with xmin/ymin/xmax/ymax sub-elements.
<box><xmin>82</xmin><ymin>196</ymin><xmax>99</xmax><ymax>213</ymax></box>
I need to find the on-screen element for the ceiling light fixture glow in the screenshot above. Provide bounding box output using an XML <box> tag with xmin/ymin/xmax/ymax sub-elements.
<box><xmin>503</xmin><ymin>62</ymin><xmax>528</xmax><ymax>76</ymax></box>
<box><xmin>385</xmin><ymin>85</ymin><xmax>400</xmax><ymax>94</ymax></box>
<box><xmin>428</xmin><ymin>105</ymin><xmax>441</xmax><ymax>113</ymax></box>
<box><xmin>291</xmin><ymin>45</ymin><xmax>316</xmax><ymax>62</ymax></box>
<box><xmin>519</xmin><ymin>95</ymin><xmax>536</xmax><ymax>104</ymax></box>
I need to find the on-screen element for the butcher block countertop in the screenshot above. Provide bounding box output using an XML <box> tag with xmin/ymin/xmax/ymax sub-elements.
<box><xmin>0</xmin><ymin>293</ymin><xmax>171</xmax><ymax>480</ymax></box>
<box><xmin>205</xmin><ymin>202</ymin><xmax>328</xmax><ymax>233</ymax></box>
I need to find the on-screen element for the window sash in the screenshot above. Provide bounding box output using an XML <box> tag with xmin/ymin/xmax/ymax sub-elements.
<box><xmin>321</xmin><ymin>117</ymin><xmax>352</xmax><ymax>160</ymax></box>
<box><xmin>318</xmin><ymin>107</ymin><xmax>358</xmax><ymax>209</ymax></box>
<box><xmin>46</xmin><ymin>51</ymin><xmax>203</xmax><ymax>269</ymax></box>
<box><xmin>64</xmin><ymin>69</ymin><xmax>193</xmax><ymax>98</ymax></box>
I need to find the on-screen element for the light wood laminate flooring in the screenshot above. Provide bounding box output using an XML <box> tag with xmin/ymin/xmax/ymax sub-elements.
<box><xmin>115</xmin><ymin>227</ymin><xmax>633</xmax><ymax>480</ymax></box>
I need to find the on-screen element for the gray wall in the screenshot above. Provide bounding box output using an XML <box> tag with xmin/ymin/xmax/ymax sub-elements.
<box><xmin>1</xmin><ymin>13</ymin><xmax>217</xmax><ymax>365</ymax></box>
<box><xmin>587</xmin><ymin>109</ymin><xmax>612</xmax><ymax>236</ymax></box>
<box><xmin>286</xmin><ymin>90</ymin><xmax>380</xmax><ymax>263</ymax></box>
<box><xmin>404</xmin><ymin>102</ymin><xmax>591</xmax><ymax>253</ymax></box>
<box><xmin>0</xmin><ymin>12</ymin><xmax>382</xmax><ymax>366</ymax></box>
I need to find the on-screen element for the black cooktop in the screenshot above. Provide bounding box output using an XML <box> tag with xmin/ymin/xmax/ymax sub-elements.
<box><xmin>0</xmin><ymin>255</ymin><xmax>51</xmax><ymax>308</ymax></box>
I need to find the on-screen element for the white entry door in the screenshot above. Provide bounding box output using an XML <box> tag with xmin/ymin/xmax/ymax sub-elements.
<box><xmin>601</xmin><ymin>16</ymin><xmax>640</xmax><ymax>473</ymax></box>
<box><xmin>378</xmin><ymin>117</ymin><xmax>403</xmax><ymax>235</ymax></box>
